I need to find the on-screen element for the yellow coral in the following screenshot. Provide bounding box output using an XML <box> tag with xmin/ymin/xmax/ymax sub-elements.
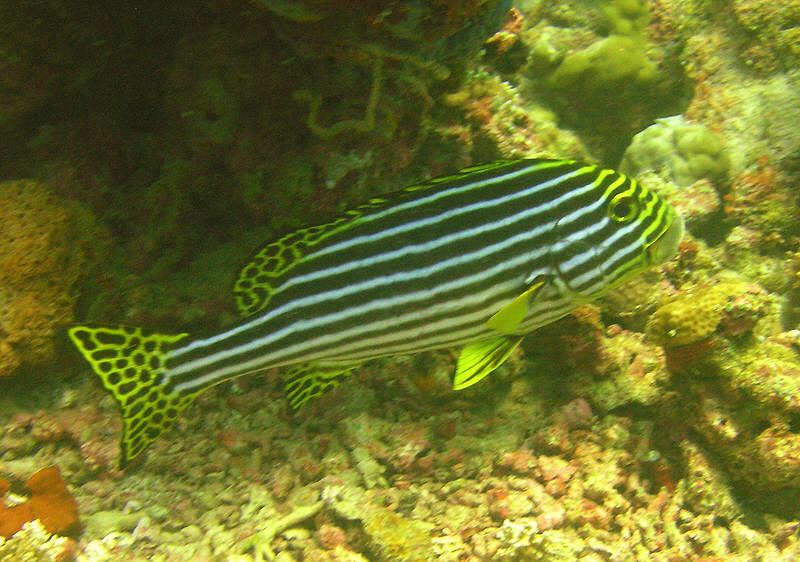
<box><xmin>646</xmin><ymin>279</ymin><xmax>766</xmax><ymax>347</ymax></box>
<box><xmin>363</xmin><ymin>508</ymin><xmax>431</xmax><ymax>562</ymax></box>
<box><xmin>0</xmin><ymin>180</ymin><xmax>108</xmax><ymax>377</ymax></box>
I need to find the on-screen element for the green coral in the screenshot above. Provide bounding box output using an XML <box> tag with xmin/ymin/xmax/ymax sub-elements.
<box><xmin>548</xmin><ymin>0</ymin><xmax>656</xmax><ymax>93</ymax></box>
<box><xmin>548</xmin><ymin>34</ymin><xmax>656</xmax><ymax>92</ymax></box>
<box><xmin>602</xmin><ymin>0</ymin><xmax>650</xmax><ymax>36</ymax></box>
<box><xmin>621</xmin><ymin>116</ymin><xmax>730</xmax><ymax>188</ymax></box>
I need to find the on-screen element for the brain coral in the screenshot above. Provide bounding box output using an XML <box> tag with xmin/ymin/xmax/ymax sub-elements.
<box><xmin>0</xmin><ymin>180</ymin><xmax>108</xmax><ymax>377</ymax></box>
<box><xmin>620</xmin><ymin>116</ymin><xmax>730</xmax><ymax>188</ymax></box>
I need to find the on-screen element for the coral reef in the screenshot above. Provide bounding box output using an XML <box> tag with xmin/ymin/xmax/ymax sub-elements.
<box><xmin>441</xmin><ymin>70</ymin><xmax>589</xmax><ymax>161</ymax></box>
<box><xmin>517</xmin><ymin>0</ymin><xmax>689</xmax><ymax>158</ymax></box>
<box><xmin>1</xmin><ymin>0</ymin><xmax>800</xmax><ymax>560</ymax></box>
<box><xmin>0</xmin><ymin>180</ymin><xmax>108</xmax><ymax>378</ymax></box>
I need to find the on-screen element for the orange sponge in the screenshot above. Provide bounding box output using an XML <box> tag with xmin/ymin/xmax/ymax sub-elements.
<box><xmin>0</xmin><ymin>466</ymin><xmax>81</xmax><ymax>538</ymax></box>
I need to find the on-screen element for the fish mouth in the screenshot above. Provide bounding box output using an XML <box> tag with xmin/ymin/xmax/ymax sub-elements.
<box><xmin>648</xmin><ymin>212</ymin><xmax>684</xmax><ymax>265</ymax></box>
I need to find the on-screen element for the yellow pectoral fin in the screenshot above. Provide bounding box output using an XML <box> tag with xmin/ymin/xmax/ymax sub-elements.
<box><xmin>486</xmin><ymin>280</ymin><xmax>546</xmax><ymax>334</ymax></box>
<box><xmin>452</xmin><ymin>336</ymin><xmax>523</xmax><ymax>390</ymax></box>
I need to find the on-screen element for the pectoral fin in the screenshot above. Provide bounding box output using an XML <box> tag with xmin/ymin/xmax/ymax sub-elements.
<box><xmin>452</xmin><ymin>336</ymin><xmax>523</xmax><ymax>390</ymax></box>
<box><xmin>284</xmin><ymin>363</ymin><xmax>358</xmax><ymax>409</ymax></box>
<box><xmin>486</xmin><ymin>279</ymin><xmax>547</xmax><ymax>334</ymax></box>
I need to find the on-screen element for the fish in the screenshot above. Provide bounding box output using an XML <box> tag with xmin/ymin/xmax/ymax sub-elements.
<box><xmin>68</xmin><ymin>158</ymin><xmax>684</xmax><ymax>468</ymax></box>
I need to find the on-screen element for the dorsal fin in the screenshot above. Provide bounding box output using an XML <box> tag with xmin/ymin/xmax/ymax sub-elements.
<box><xmin>232</xmin><ymin>159</ymin><xmax>522</xmax><ymax>317</ymax></box>
<box><xmin>233</xmin><ymin>198</ymin><xmax>387</xmax><ymax>317</ymax></box>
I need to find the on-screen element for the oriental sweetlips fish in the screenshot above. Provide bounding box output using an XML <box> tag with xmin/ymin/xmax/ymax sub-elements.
<box><xmin>69</xmin><ymin>159</ymin><xmax>684</xmax><ymax>468</ymax></box>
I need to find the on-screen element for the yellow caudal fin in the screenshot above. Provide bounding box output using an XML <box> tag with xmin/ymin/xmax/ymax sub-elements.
<box><xmin>68</xmin><ymin>326</ymin><xmax>199</xmax><ymax>469</ymax></box>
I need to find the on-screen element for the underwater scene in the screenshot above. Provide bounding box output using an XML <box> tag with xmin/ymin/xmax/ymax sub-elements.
<box><xmin>1</xmin><ymin>0</ymin><xmax>800</xmax><ymax>560</ymax></box>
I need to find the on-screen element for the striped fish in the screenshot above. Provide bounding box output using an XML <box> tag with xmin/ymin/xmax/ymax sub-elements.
<box><xmin>69</xmin><ymin>159</ymin><xmax>683</xmax><ymax>468</ymax></box>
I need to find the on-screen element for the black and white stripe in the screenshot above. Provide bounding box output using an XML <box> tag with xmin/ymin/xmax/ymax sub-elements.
<box><xmin>163</xmin><ymin>159</ymin><xmax>673</xmax><ymax>393</ymax></box>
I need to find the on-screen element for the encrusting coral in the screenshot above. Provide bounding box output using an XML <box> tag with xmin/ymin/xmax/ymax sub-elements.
<box><xmin>0</xmin><ymin>180</ymin><xmax>108</xmax><ymax>378</ymax></box>
<box><xmin>646</xmin><ymin>277</ymin><xmax>769</xmax><ymax>349</ymax></box>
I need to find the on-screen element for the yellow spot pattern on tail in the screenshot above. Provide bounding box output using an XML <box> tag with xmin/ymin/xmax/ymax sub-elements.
<box><xmin>68</xmin><ymin>326</ymin><xmax>198</xmax><ymax>469</ymax></box>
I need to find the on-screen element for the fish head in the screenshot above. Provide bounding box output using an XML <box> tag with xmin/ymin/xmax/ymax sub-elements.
<box><xmin>549</xmin><ymin>173</ymin><xmax>683</xmax><ymax>300</ymax></box>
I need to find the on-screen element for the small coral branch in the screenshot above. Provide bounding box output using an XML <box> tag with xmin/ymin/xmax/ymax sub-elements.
<box><xmin>292</xmin><ymin>42</ymin><xmax>451</xmax><ymax>141</ymax></box>
<box><xmin>239</xmin><ymin>501</ymin><xmax>323</xmax><ymax>561</ymax></box>
<box><xmin>293</xmin><ymin>57</ymin><xmax>383</xmax><ymax>139</ymax></box>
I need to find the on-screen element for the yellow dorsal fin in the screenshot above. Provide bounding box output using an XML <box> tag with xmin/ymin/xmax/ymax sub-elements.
<box><xmin>486</xmin><ymin>279</ymin><xmax>547</xmax><ymax>334</ymax></box>
<box><xmin>233</xmin><ymin>161</ymin><xmax>534</xmax><ymax>318</ymax></box>
<box><xmin>452</xmin><ymin>336</ymin><xmax>523</xmax><ymax>390</ymax></box>
<box><xmin>233</xmin><ymin>201</ymin><xmax>392</xmax><ymax>318</ymax></box>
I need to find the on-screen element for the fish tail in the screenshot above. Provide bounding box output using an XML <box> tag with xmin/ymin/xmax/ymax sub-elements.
<box><xmin>68</xmin><ymin>325</ymin><xmax>198</xmax><ymax>469</ymax></box>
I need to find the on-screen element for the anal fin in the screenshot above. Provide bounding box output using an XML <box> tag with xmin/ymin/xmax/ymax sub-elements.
<box><xmin>284</xmin><ymin>363</ymin><xmax>358</xmax><ymax>409</ymax></box>
<box><xmin>453</xmin><ymin>336</ymin><xmax>523</xmax><ymax>390</ymax></box>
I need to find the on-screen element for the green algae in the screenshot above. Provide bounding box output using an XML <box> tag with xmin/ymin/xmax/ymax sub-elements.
<box><xmin>362</xmin><ymin>508</ymin><xmax>432</xmax><ymax>562</ymax></box>
<box><xmin>322</xmin><ymin>484</ymin><xmax>432</xmax><ymax>562</ymax></box>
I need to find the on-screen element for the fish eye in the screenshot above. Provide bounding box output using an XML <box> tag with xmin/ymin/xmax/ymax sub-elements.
<box><xmin>609</xmin><ymin>194</ymin><xmax>637</xmax><ymax>223</ymax></box>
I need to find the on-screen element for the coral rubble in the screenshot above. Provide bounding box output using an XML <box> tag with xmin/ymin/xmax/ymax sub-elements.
<box><xmin>0</xmin><ymin>520</ymin><xmax>75</xmax><ymax>562</ymax></box>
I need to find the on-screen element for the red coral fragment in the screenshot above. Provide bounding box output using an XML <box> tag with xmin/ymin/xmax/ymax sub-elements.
<box><xmin>0</xmin><ymin>477</ymin><xmax>34</xmax><ymax>538</ymax></box>
<box><xmin>0</xmin><ymin>466</ymin><xmax>81</xmax><ymax>538</ymax></box>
